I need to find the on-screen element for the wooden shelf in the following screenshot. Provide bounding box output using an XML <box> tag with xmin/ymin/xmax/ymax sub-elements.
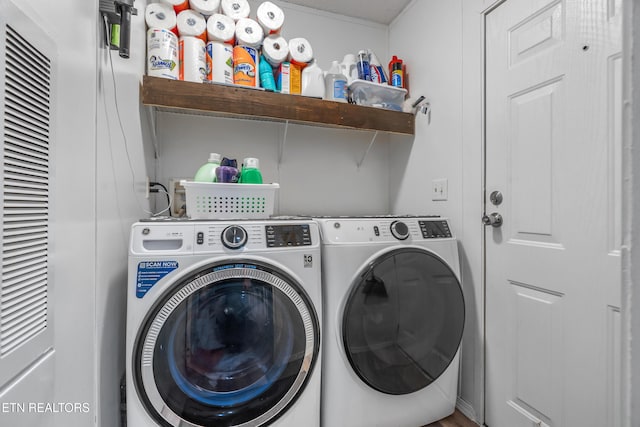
<box><xmin>141</xmin><ymin>75</ymin><xmax>415</xmax><ymax>135</ymax></box>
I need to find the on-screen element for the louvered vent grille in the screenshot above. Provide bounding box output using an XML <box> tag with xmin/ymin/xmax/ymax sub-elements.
<box><xmin>1</xmin><ymin>25</ymin><xmax>51</xmax><ymax>356</ymax></box>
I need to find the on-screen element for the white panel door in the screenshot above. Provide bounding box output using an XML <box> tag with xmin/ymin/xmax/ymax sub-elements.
<box><xmin>484</xmin><ymin>0</ymin><xmax>621</xmax><ymax>426</ymax></box>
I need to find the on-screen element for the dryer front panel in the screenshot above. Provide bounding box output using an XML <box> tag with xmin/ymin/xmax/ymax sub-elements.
<box><xmin>342</xmin><ymin>248</ymin><xmax>464</xmax><ymax>395</ymax></box>
<box><xmin>133</xmin><ymin>261</ymin><xmax>320</xmax><ymax>427</ymax></box>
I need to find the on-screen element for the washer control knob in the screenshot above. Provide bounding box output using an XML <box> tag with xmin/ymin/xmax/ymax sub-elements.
<box><xmin>390</xmin><ymin>221</ymin><xmax>410</xmax><ymax>240</ymax></box>
<box><xmin>221</xmin><ymin>225</ymin><xmax>248</xmax><ymax>249</ymax></box>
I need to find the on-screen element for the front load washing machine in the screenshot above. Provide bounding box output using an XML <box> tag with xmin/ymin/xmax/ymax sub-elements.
<box><xmin>315</xmin><ymin>216</ymin><xmax>465</xmax><ymax>427</ymax></box>
<box><xmin>126</xmin><ymin>219</ymin><xmax>322</xmax><ymax>427</ymax></box>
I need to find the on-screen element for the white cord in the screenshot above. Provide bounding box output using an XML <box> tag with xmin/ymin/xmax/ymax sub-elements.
<box><xmin>104</xmin><ymin>15</ymin><xmax>168</xmax><ymax>217</ymax></box>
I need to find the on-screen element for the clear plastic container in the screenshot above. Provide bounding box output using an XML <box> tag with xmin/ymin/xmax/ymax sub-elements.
<box><xmin>348</xmin><ymin>79</ymin><xmax>407</xmax><ymax>111</ymax></box>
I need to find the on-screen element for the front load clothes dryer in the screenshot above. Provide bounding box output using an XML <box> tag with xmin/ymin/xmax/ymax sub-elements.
<box><xmin>126</xmin><ymin>219</ymin><xmax>322</xmax><ymax>427</ymax></box>
<box><xmin>315</xmin><ymin>216</ymin><xmax>465</xmax><ymax>427</ymax></box>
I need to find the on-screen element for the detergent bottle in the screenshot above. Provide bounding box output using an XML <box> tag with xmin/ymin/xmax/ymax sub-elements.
<box><xmin>238</xmin><ymin>157</ymin><xmax>263</xmax><ymax>184</ymax></box>
<box><xmin>194</xmin><ymin>152</ymin><xmax>222</xmax><ymax>182</ymax></box>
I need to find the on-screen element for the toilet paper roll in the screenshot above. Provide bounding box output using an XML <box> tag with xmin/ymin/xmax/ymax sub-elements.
<box><xmin>221</xmin><ymin>0</ymin><xmax>250</xmax><ymax>21</ymax></box>
<box><xmin>288</xmin><ymin>37</ymin><xmax>313</xmax><ymax>64</ymax></box>
<box><xmin>179</xmin><ymin>36</ymin><xmax>207</xmax><ymax>82</ymax></box>
<box><xmin>177</xmin><ymin>9</ymin><xmax>207</xmax><ymax>43</ymax></box>
<box><xmin>160</xmin><ymin>0</ymin><xmax>189</xmax><ymax>14</ymax></box>
<box><xmin>256</xmin><ymin>1</ymin><xmax>284</xmax><ymax>35</ymax></box>
<box><xmin>207</xmin><ymin>41</ymin><xmax>233</xmax><ymax>84</ymax></box>
<box><xmin>234</xmin><ymin>18</ymin><xmax>264</xmax><ymax>48</ymax></box>
<box><xmin>207</xmin><ymin>13</ymin><xmax>235</xmax><ymax>43</ymax></box>
<box><xmin>189</xmin><ymin>0</ymin><xmax>220</xmax><ymax>17</ymax></box>
<box><xmin>262</xmin><ymin>34</ymin><xmax>288</xmax><ymax>66</ymax></box>
<box><xmin>146</xmin><ymin>28</ymin><xmax>179</xmax><ymax>80</ymax></box>
<box><xmin>145</xmin><ymin>3</ymin><xmax>177</xmax><ymax>33</ymax></box>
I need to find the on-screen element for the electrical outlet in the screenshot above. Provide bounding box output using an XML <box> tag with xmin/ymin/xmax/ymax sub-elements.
<box><xmin>169</xmin><ymin>178</ymin><xmax>188</xmax><ymax>217</ymax></box>
<box><xmin>432</xmin><ymin>178</ymin><xmax>448</xmax><ymax>201</ymax></box>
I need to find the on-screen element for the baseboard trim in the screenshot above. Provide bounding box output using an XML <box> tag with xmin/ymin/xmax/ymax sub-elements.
<box><xmin>456</xmin><ymin>397</ymin><xmax>479</xmax><ymax>425</ymax></box>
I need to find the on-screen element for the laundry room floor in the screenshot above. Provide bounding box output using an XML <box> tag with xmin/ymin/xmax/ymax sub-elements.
<box><xmin>423</xmin><ymin>409</ymin><xmax>479</xmax><ymax>427</ymax></box>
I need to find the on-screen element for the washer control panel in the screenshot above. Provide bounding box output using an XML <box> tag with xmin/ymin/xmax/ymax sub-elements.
<box><xmin>418</xmin><ymin>220</ymin><xmax>452</xmax><ymax>238</ymax></box>
<box><xmin>266</xmin><ymin>224</ymin><xmax>312</xmax><ymax>247</ymax></box>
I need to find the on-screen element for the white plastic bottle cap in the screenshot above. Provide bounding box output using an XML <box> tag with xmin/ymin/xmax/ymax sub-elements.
<box><xmin>209</xmin><ymin>153</ymin><xmax>222</xmax><ymax>163</ymax></box>
<box><xmin>243</xmin><ymin>157</ymin><xmax>259</xmax><ymax>168</ymax></box>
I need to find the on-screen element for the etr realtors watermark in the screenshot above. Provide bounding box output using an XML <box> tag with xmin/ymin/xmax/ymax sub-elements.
<box><xmin>1</xmin><ymin>402</ymin><xmax>90</xmax><ymax>413</ymax></box>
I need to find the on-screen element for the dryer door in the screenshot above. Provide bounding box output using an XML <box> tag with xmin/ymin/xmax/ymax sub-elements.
<box><xmin>342</xmin><ymin>247</ymin><xmax>464</xmax><ymax>395</ymax></box>
<box><xmin>133</xmin><ymin>261</ymin><xmax>319</xmax><ymax>427</ymax></box>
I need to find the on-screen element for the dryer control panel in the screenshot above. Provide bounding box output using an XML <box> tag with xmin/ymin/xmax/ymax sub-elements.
<box><xmin>316</xmin><ymin>216</ymin><xmax>453</xmax><ymax>244</ymax></box>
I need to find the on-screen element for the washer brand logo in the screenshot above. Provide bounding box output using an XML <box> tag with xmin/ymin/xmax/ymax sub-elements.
<box><xmin>304</xmin><ymin>254</ymin><xmax>313</xmax><ymax>268</ymax></box>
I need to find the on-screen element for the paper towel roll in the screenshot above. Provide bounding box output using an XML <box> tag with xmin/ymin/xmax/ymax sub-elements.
<box><xmin>189</xmin><ymin>0</ymin><xmax>220</xmax><ymax>17</ymax></box>
<box><xmin>235</xmin><ymin>18</ymin><xmax>263</xmax><ymax>48</ymax></box>
<box><xmin>147</xmin><ymin>28</ymin><xmax>179</xmax><ymax>80</ymax></box>
<box><xmin>160</xmin><ymin>0</ymin><xmax>189</xmax><ymax>14</ymax></box>
<box><xmin>179</xmin><ymin>36</ymin><xmax>207</xmax><ymax>82</ymax></box>
<box><xmin>177</xmin><ymin>9</ymin><xmax>207</xmax><ymax>42</ymax></box>
<box><xmin>207</xmin><ymin>13</ymin><xmax>235</xmax><ymax>43</ymax></box>
<box><xmin>288</xmin><ymin>37</ymin><xmax>313</xmax><ymax>64</ymax></box>
<box><xmin>206</xmin><ymin>41</ymin><xmax>233</xmax><ymax>84</ymax></box>
<box><xmin>262</xmin><ymin>35</ymin><xmax>288</xmax><ymax>66</ymax></box>
<box><xmin>221</xmin><ymin>0</ymin><xmax>250</xmax><ymax>21</ymax></box>
<box><xmin>256</xmin><ymin>1</ymin><xmax>284</xmax><ymax>35</ymax></box>
<box><xmin>145</xmin><ymin>3</ymin><xmax>177</xmax><ymax>33</ymax></box>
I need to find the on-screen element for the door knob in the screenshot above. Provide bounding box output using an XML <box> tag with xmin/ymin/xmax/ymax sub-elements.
<box><xmin>482</xmin><ymin>212</ymin><xmax>503</xmax><ymax>228</ymax></box>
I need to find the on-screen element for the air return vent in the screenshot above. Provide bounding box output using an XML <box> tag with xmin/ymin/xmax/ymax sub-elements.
<box><xmin>1</xmin><ymin>24</ymin><xmax>51</xmax><ymax>356</ymax></box>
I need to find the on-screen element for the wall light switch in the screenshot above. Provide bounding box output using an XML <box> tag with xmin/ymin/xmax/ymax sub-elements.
<box><xmin>432</xmin><ymin>178</ymin><xmax>448</xmax><ymax>201</ymax></box>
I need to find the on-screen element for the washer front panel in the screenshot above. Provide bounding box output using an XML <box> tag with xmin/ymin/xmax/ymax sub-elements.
<box><xmin>342</xmin><ymin>247</ymin><xmax>464</xmax><ymax>395</ymax></box>
<box><xmin>134</xmin><ymin>262</ymin><xmax>320</xmax><ymax>427</ymax></box>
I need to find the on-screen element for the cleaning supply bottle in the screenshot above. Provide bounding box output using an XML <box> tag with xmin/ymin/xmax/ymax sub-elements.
<box><xmin>259</xmin><ymin>54</ymin><xmax>276</xmax><ymax>91</ymax></box>
<box><xmin>194</xmin><ymin>152</ymin><xmax>221</xmax><ymax>182</ymax></box>
<box><xmin>389</xmin><ymin>55</ymin><xmax>404</xmax><ymax>88</ymax></box>
<box><xmin>324</xmin><ymin>60</ymin><xmax>348</xmax><ymax>103</ymax></box>
<box><xmin>368</xmin><ymin>49</ymin><xmax>387</xmax><ymax>84</ymax></box>
<box><xmin>356</xmin><ymin>50</ymin><xmax>370</xmax><ymax>81</ymax></box>
<box><xmin>301</xmin><ymin>59</ymin><xmax>325</xmax><ymax>98</ymax></box>
<box><xmin>238</xmin><ymin>157</ymin><xmax>263</xmax><ymax>184</ymax></box>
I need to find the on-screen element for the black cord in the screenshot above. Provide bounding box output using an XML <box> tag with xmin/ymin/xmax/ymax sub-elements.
<box><xmin>149</xmin><ymin>182</ymin><xmax>171</xmax><ymax>216</ymax></box>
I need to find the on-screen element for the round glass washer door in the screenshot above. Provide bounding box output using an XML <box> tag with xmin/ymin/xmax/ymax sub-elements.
<box><xmin>133</xmin><ymin>261</ymin><xmax>320</xmax><ymax>427</ymax></box>
<box><xmin>342</xmin><ymin>247</ymin><xmax>465</xmax><ymax>395</ymax></box>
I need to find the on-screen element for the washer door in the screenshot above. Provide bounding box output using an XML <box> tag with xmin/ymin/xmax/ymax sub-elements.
<box><xmin>342</xmin><ymin>248</ymin><xmax>464</xmax><ymax>395</ymax></box>
<box><xmin>133</xmin><ymin>262</ymin><xmax>319</xmax><ymax>427</ymax></box>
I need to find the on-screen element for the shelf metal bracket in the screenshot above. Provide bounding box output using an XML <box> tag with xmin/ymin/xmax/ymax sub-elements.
<box><xmin>146</xmin><ymin>105</ymin><xmax>160</xmax><ymax>159</ymax></box>
<box><xmin>357</xmin><ymin>131</ymin><xmax>379</xmax><ymax>169</ymax></box>
<box><xmin>278</xmin><ymin>120</ymin><xmax>289</xmax><ymax>165</ymax></box>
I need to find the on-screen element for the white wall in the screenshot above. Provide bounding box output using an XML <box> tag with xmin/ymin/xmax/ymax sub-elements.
<box><xmin>96</xmin><ymin>1</ymin><xmax>154</xmax><ymax>425</ymax></box>
<box><xmin>154</xmin><ymin>2</ymin><xmax>400</xmax><ymax>216</ymax></box>
<box><xmin>389</xmin><ymin>0</ymin><xmax>484</xmax><ymax>422</ymax></box>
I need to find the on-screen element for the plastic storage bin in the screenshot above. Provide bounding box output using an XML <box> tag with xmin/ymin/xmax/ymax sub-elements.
<box><xmin>181</xmin><ymin>180</ymin><xmax>279</xmax><ymax>219</ymax></box>
<box><xmin>348</xmin><ymin>79</ymin><xmax>407</xmax><ymax>111</ymax></box>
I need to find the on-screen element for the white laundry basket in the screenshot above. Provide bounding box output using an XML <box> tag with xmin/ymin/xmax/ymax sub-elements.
<box><xmin>181</xmin><ymin>181</ymin><xmax>279</xmax><ymax>219</ymax></box>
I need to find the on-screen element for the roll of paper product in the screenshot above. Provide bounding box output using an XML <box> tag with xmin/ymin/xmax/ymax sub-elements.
<box><xmin>262</xmin><ymin>34</ymin><xmax>288</xmax><ymax>66</ymax></box>
<box><xmin>288</xmin><ymin>37</ymin><xmax>313</xmax><ymax>65</ymax></box>
<box><xmin>146</xmin><ymin>28</ymin><xmax>179</xmax><ymax>79</ymax></box>
<box><xmin>233</xmin><ymin>45</ymin><xmax>258</xmax><ymax>87</ymax></box>
<box><xmin>179</xmin><ymin>36</ymin><xmax>207</xmax><ymax>82</ymax></box>
<box><xmin>145</xmin><ymin>3</ymin><xmax>177</xmax><ymax>33</ymax></box>
<box><xmin>256</xmin><ymin>1</ymin><xmax>284</xmax><ymax>35</ymax></box>
<box><xmin>207</xmin><ymin>13</ymin><xmax>235</xmax><ymax>43</ymax></box>
<box><xmin>207</xmin><ymin>41</ymin><xmax>233</xmax><ymax>84</ymax></box>
<box><xmin>235</xmin><ymin>18</ymin><xmax>263</xmax><ymax>48</ymax></box>
<box><xmin>221</xmin><ymin>0</ymin><xmax>250</xmax><ymax>21</ymax></box>
<box><xmin>177</xmin><ymin>9</ymin><xmax>207</xmax><ymax>43</ymax></box>
<box><xmin>189</xmin><ymin>0</ymin><xmax>220</xmax><ymax>16</ymax></box>
<box><xmin>161</xmin><ymin>0</ymin><xmax>189</xmax><ymax>14</ymax></box>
